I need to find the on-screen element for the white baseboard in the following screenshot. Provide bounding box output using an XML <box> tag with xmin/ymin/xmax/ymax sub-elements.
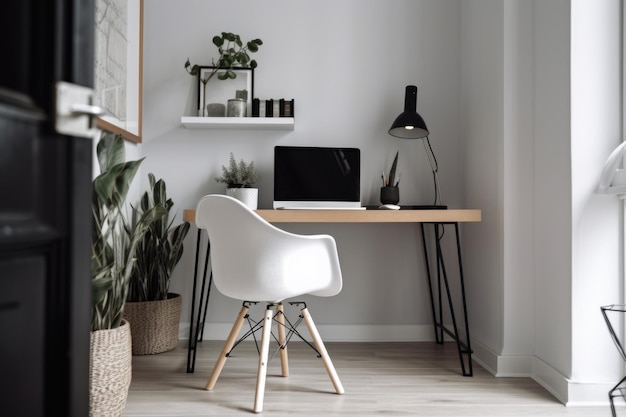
<box><xmin>530</xmin><ymin>356</ymin><xmax>570</xmax><ymax>404</ymax></box>
<box><xmin>469</xmin><ymin>339</ymin><xmax>620</xmax><ymax>407</ymax></box>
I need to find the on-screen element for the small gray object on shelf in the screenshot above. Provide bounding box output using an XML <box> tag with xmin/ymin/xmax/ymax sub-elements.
<box><xmin>227</xmin><ymin>98</ymin><xmax>246</xmax><ymax>117</ymax></box>
<box><xmin>206</xmin><ymin>103</ymin><xmax>226</xmax><ymax>117</ymax></box>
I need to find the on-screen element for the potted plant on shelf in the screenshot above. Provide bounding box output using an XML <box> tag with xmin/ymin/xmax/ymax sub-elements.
<box><xmin>123</xmin><ymin>173</ymin><xmax>190</xmax><ymax>355</ymax></box>
<box><xmin>381</xmin><ymin>151</ymin><xmax>400</xmax><ymax>205</ymax></box>
<box><xmin>184</xmin><ymin>32</ymin><xmax>263</xmax><ymax>116</ymax></box>
<box><xmin>215</xmin><ymin>152</ymin><xmax>260</xmax><ymax>209</ymax></box>
<box><xmin>91</xmin><ymin>131</ymin><xmax>167</xmax><ymax>416</ymax></box>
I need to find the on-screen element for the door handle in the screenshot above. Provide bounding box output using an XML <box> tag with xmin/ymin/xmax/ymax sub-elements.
<box><xmin>55</xmin><ymin>81</ymin><xmax>104</xmax><ymax>138</ymax></box>
<box><xmin>69</xmin><ymin>103</ymin><xmax>105</xmax><ymax>117</ymax></box>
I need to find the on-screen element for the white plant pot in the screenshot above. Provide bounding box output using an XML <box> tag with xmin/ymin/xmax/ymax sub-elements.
<box><xmin>227</xmin><ymin>187</ymin><xmax>258</xmax><ymax>210</ymax></box>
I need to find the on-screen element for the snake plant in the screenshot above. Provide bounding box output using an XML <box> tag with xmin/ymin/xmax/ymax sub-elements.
<box><xmin>91</xmin><ymin>131</ymin><xmax>167</xmax><ymax>331</ymax></box>
<box><xmin>127</xmin><ymin>173</ymin><xmax>190</xmax><ymax>302</ymax></box>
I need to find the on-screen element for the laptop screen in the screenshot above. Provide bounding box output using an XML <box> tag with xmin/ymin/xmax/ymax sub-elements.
<box><xmin>273</xmin><ymin>146</ymin><xmax>362</xmax><ymax>209</ymax></box>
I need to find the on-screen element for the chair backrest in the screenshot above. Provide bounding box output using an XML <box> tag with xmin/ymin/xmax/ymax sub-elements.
<box><xmin>195</xmin><ymin>194</ymin><xmax>343</xmax><ymax>303</ymax></box>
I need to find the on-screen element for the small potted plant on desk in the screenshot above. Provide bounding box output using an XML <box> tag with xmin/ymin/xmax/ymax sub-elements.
<box><xmin>216</xmin><ymin>152</ymin><xmax>260</xmax><ymax>209</ymax></box>
<box><xmin>381</xmin><ymin>151</ymin><xmax>400</xmax><ymax>205</ymax></box>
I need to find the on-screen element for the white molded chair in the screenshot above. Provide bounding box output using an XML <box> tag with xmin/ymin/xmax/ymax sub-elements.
<box><xmin>195</xmin><ymin>194</ymin><xmax>345</xmax><ymax>413</ymax></box>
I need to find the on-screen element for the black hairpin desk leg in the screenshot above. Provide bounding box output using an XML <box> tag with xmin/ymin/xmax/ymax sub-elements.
<box><xmin>420</xmin><ymin>222</ymin><xmax>473</xmax><ymax>377</ymax></box>
<box><xmin>186</xmin><ymin>230</ymin><xmax>213</xmax><ymax>373</ymax></box>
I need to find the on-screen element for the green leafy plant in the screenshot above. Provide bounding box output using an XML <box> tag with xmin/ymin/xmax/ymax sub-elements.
<box><xmin>91</xmin><ymin>131</ymin><xmax>167</xmax><ymax>331</ymax></box>
<box><xmin>127</xmin><ymin>173</ymin><xmax>190</xmax><ymax>303</ymax></box>
<box><xmin>215</xmin><ymin>152</ymin><xmax>260</xmax><ymax>188</ymax></box>
<box><xmin>185</xmin><ymin>32</ymin><xmax>263</xmax><ymax>80</ymax></box>
<box><xmin>383</xmin><ymin>151</ymin><xmax>400</xmax><ymax>188</ymax></box>
<box><xmin>185</xmin><ymin>32</ymin><xmax>263</xmax><ymax>115</ymax></box>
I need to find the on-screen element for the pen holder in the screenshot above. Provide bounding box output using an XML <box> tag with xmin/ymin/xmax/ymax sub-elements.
<box><xmin>380</xmin><ymin>186</ymin><xmax>399</xmax><ymax>205</ymax></box>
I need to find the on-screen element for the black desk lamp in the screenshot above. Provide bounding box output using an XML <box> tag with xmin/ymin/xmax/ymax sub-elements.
<box><xmin>389</xmin><ymin>85</ymin><xmax>442</xmax><ymax>206</ymax></box>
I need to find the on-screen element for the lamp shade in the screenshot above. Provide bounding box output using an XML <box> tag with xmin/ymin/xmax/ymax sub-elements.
<box><xmin>388</xmin><ymin>85</ymin><xmax>429</xmax><ymax>139</ymax></box>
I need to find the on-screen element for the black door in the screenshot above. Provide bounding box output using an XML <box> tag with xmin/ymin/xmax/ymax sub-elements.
<box><xmin>0</xmin><ymin>1</ymin><xmax>94</xmax><ymax>416</ymax></box>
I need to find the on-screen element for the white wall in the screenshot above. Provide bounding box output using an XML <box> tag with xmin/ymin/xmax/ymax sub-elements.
<box><xmin>459</xmin><ymin>0</ymin><xmax>625</xmax><ymax>405</ymax></box>
<box><xmin>139</xmin><ymin>0</ymin><xmax>625</xmax><ymax>406</ymax></box>
<box><xmin>569</xmin><ymin>0</ymin><xmax>623</xmax><ymax>404</ymax></box>
<box><xmin>142</xmin><ymin>0</ymin><xmax>463</xmax><ymax>340</ymax></box>
<box><xmin>458</xmin><ymin>0</ymin><xmax>507</xmax><ymax>370</ymax></box>
<box><xmin>531</xmin><ymin>0</ymin><xmax>575</xmax><ymax>397</ymax></box>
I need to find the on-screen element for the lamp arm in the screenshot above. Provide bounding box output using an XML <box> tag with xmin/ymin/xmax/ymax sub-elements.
<box><xmin>422</xmin><ymin>137</ymin><xmax>442</xmax><ymax>206</ymax></box>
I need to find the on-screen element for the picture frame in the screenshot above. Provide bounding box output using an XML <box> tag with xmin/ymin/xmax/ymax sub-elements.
<box><xmin>94</xmin><ymin>0</ymin><xmax>143</xmax><ymax>143</ymax></box>
<box><xmin>197</xmin><ymin>66</ymin><xmax>254</xmax><ymax>117</ymax></box>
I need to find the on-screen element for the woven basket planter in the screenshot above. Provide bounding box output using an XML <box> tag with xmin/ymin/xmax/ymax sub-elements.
<box><xmin>123</xmin><ymin>292</ymin><xmax>182</xmax><ymax>355</ymax></box>
<box><xmin>89</xmin><ymin>320</ymin><xmax>132</xmax><ymax>417</ymax></box>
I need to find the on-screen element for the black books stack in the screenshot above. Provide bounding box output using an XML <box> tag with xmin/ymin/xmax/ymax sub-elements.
<box><xmin>252</xmin><ymin>98</ymin><xmax>294</xmax><ymax>118</ymax></box>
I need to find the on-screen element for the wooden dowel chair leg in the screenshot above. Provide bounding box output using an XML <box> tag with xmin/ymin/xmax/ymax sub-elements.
<box><xmin>254</xmin><ymin>306</ymin><xmax>274</xmax><ymax>413</ymax></box>
<box><xmin>276</xmin><ymin>303</ymin><xmax>289</xmax><ymax>377</ymax></box>
<box><xmin>301</xmin><ymin>307</ymin><xmax>345</xmax><ymax>395</ymax></box>
<box><xmin>205</xmin><ymin>305</ymin><xmax>249</xmax><ymax>391</ymax></box>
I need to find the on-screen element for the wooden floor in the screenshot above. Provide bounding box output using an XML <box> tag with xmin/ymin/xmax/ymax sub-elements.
<box><xmin>123</xmin><ymin>340</ymin><xmax>612</xmax><ymax>416</ymax></box>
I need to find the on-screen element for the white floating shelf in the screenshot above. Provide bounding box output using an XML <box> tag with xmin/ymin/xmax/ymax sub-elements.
<box><xmin>181</xmin><ymin>116</ymin><xmax>295</xmax><ymax>130</ymax></box>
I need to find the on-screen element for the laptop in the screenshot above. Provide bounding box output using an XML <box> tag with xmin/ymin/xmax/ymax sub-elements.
<box><xmin>273</xmin><ymin>146</ymin><xmax>365</xmax><ymax>209</ymax></box>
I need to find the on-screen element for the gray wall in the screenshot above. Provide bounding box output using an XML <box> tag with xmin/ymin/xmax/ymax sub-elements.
<box><xmin>141</xmin><ymin>0</ymin><xmax>463</xmax><ymax>341</ymax></box>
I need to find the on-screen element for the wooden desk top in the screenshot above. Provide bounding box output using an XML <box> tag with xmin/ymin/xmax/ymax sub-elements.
<box><xmin>183</xmin><ymin>208</ymin><xmax>481</xmax><ymax>223</ymax></box>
